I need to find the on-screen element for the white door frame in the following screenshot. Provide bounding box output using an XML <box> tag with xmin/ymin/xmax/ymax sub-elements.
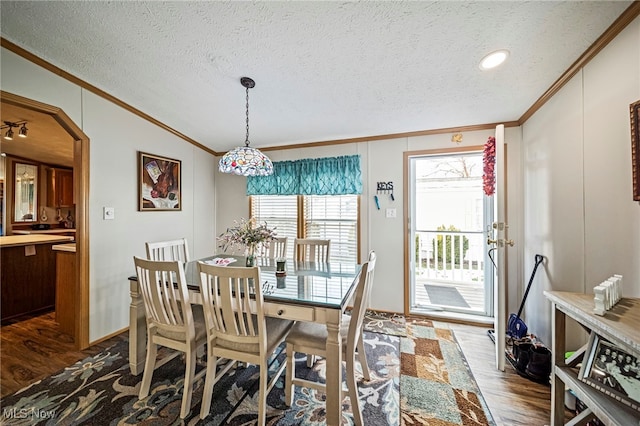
<box><xmin>405</xmin><ymin>146</ymin><xmax>494</xmax><ymax>319</ymax></box>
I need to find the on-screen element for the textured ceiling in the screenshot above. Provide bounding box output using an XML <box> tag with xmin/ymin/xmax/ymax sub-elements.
<box><xmin>0</xmin><ymin>1</ymin><xmax>633</xmax><ymax>154</ymax></box>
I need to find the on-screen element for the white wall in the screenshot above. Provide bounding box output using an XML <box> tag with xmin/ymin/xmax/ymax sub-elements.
<box><xmin>1</xmin><ymin>48</ymin><xmax>217</xmax><ymax>342</ymax></box>
<box><xmin>522</xmin><ymin>17</ymin><xmax>640</xmax><ymax>349</ymax></box>
<box><xmin>215</xmin><ymin>128</ymin><xmax>524</xmax><ymax>316</ymax></box>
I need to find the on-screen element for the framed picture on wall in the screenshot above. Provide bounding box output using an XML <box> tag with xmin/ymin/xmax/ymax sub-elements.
<box><xmin>578</xmin><ymin>332</ymin><xmax>640</xmax><ymax>412</ymax></box>
<box><xmin>138</xmin><ymin>152</ymin><xmax>181</xmax><ymax>211</ymax></box>
<box><xmin>631</xmin><ymin>99</ymin><xmax>640</xmax><ymax>201</ymax></box>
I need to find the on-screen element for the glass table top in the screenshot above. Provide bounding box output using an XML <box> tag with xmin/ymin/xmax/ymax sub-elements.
<box><xmin>184</xmin><ymin>255</ymin><xmax>361</xmax><ymax>309</ymax></box>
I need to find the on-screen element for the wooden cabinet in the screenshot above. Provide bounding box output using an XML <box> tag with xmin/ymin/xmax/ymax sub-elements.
<box><xmin>544</xmin><ymin>291</ymin><xmax>640</xmax><ymax>425</ymax></box>
<box><xmin>1</xmin><ymin>242</ymin><xmax>57</xmax><ymax>323</ymax></box>
<box><xmin>48</xmin><ymin>167</ymin><xmax>74</xmax><ymax>207</ymax></box>
<box><xmin>55</xmin><ymin>248</ymin><xmax>76</xmax><ymax>337</ymax></box>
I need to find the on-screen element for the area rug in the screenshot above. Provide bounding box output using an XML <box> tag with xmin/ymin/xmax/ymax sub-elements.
<box><xmin>423</xmin><ymin>285</ymin><xmax>470</xmax><ymax>308</ymax></box>
<box><xmin>0</xmin><ymin>330</ymin><xmax>400</xmax><ymax>425</ymax></box>
<box><xmin>400</xmin><ymin>321</ymin><xmax>495</xmax><ymax>425</ymax></box>
<box><xmin>363</xmin><ymin>309</ymin><xmax>407</xmax><ymax>337</ymax></box>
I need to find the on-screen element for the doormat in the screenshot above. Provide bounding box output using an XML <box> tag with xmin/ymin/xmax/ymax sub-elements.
<box><xmin>424</xmin><ymin>285</ymin><xmax>470</xmax><ymax>308</ymax></box>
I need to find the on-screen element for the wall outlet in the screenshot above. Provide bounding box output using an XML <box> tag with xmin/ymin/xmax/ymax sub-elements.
<box><xmin>103</xmin><ymin>207</ymin><xmax>115</xmax><ymax>220</ymax></box>
<box><xmin>386</xmin><ymin>208</ymin><xmax>396</xmax><ymax>218</ymax></box>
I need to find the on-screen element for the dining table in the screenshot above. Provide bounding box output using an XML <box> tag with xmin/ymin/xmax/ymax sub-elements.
<box><xmin>127</xmin><ymin>254</ymin><xmax>362</xmax><ymax>426</ymax></box>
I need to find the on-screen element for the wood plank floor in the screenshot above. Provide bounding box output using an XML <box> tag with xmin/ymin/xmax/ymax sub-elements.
<box><xmin>0</xmin><ymin>312</ymin><xmax>126</xmax><ymax>398</ymax></box>
<box><xmin>449</xmin><ymin>322</ymin><xmax>558</xmax><ymax>425</ymax></box>
<box><xmin>1</xmin><ymin>313</ymin><xmax>570</xmax><ymax>425</ymax></box>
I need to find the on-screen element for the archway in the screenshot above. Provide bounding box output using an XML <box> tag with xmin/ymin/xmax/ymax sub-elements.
<box><xmin>1</xmin><ymin>90</ymin><xmax>90</xmax><ymax>349</ymax></box>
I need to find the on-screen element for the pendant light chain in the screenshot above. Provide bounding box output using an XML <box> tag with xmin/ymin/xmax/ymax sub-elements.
<box><xmin>218</xmin><ymin>76</ymin><xmax>273</xmax><ymax>176</ymax></box>
<box><xmin>245</xmin><ymin>85</ymin><xmax>250</xmax><ymax>147</ymax></box>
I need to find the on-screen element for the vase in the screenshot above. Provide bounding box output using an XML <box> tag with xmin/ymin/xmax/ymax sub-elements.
<box><xmin>246</xmin><ymin>244</ymin><xmax>256</xmax><ymax>267</ymax></box>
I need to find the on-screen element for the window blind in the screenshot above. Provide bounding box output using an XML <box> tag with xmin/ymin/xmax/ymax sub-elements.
<box><xmin>251</xmin><ymin>194</ymin><xmax>359</xmax><ymax>263</ymax></box>
<box><xmin>304</xmin><ymin>195</ymin><xmax>358</xmax><ymax>264</ymax></box>
<box><xmin>251</xmin><ymin>195</ymin><xmax>298</xmax><ymax>259</ymax></box>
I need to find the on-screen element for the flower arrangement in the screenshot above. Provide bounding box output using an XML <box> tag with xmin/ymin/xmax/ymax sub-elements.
<box><xmin>217</xmin><ymin>218</ymin><xmax>277</xmax><ymax>265</ymax></box>
<box><xmin>483</xmin><ymin>136</ymin><xmax>496</xmax><ymax>196</ymax></box>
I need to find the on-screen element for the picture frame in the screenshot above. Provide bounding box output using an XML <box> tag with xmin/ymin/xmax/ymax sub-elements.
<box><xmin>138</xmin><ymin>151</ymin><xmax>181</xmax><ymax>211</ymax></box>
<box><xmin>578</xmin><ymin>332</ymin><xmax>640</xmax><ymax>412</ymax></box>
<box><xmin>631</xmin><ymin>100</ymin><xmax>640</xmax><ymax>201</ymax></box>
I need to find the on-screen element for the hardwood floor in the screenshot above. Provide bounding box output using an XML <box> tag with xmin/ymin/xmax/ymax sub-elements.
<box><xmin>0</xmin><ymin>312</ymin><xmax>126</xmax><ymax>398</ymax></box>
<box><xmin>449</xmin><ymin>322</ymin><xmax>556</xmax><ymax>425</ymax></box>
<box><xmin>1</xmin><ymin>313</ymin><xmax>568</xmax><ymax>425</ymax></box>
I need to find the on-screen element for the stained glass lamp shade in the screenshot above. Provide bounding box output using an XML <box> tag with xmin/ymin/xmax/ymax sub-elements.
<box><xmin>219</xmin><ymin>146</ymin><xmax>274</xmax><ymax>176</ymax></box>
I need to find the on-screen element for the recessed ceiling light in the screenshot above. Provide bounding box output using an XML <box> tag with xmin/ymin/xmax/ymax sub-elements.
<box><xmin>479</xmin><ymin>49</ymin><xmax>509</xmax><ymax>70</ymax></box>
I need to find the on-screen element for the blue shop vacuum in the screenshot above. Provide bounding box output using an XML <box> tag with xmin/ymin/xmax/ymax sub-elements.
<box><xmin>487</xmin><ymin>254</ymin><xmax>545</xmax><ymax>362</ymax></box>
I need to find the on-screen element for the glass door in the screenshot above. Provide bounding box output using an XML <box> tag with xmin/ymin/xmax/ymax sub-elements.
<box><xmin>408</xmin><ymin>149</ymin><xmax>494</xmax><ymax>318</ymax></box>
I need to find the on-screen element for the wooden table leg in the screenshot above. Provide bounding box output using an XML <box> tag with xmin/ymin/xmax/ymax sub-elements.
<box><xmin>324</xmin><ymin>309</ymin><xmax>343</xmax><ymax>426</ymax></box>
<box><xmin>128</xmin><ymin>278</ymin><xmax>146</xmax><ymax>375</ymax></box>
<box><xmin>551</xmin><ymin>302</ymin><xmax>566</xmax><ymax>426</ymax></box>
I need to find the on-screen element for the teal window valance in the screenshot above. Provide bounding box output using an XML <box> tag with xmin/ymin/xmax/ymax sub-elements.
<box><xmin>247</xmin><ymin>154</ymin><xmax>362</xmax><ymax>195</ymax></box>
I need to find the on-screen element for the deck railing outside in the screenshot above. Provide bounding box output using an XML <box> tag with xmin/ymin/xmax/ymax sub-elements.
<box><xmin>415</xmin><ymin>230</ymin><xmax>485</xmax><ymax>284</ymax></box>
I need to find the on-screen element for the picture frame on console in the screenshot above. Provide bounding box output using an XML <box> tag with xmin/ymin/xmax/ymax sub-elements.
<box><xmin>138</xmin><ymin>151</ymin><xmax>182</xmax><ymax>211</ymax></box>
<box><xmin>578</xmin><ymin>332</ymin><xmax>640</xmax><ymax>412</ymax></box>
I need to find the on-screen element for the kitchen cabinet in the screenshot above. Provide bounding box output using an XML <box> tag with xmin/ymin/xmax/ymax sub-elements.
<box><xmin>0</xmin><ymin>235</ymin><xmax>73</xmax><ymax>323</ymax></box>
<box><xmin>47</xmin><ymin>167</ymin><xmax>73</xmax><ymax>207</ymax></box>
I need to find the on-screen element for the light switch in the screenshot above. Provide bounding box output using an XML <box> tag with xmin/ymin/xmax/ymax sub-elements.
<box><xmin>103</xmin><ymin>207</ymin><xmax>115</xmax><ymax>220</ymax></box>
<box><xmin>386</xmin><ymin>208</ymin><xmax>396</xmax><ymax>218</ymax></box>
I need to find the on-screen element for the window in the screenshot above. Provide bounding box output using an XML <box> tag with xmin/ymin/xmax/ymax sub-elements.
<box><xmin>250</xmin><ymin>195</ymin><xmax>298</xmax><ymax>259</ymax></box>
<box><xmin>251</xmin><ymin>194</ymin><xmax>359</xmax><ymax>263</ymax></box>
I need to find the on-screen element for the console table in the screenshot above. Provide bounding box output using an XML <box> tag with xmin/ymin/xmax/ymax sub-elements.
<box><xmin>544</xmin><ymin>291</ymin><xmax>640</xmax><ymax>425</ymax></box>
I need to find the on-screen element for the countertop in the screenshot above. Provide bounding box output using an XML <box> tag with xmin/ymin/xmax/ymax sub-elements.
<box><xmin>52</xmin><ymin>243</ymin><xmax>76</xmax><ymax>253</ymax></box>
<box><xmin>13</xmin><ymin>229</ymin><xmax>76</xmax><ymax>235</ymax></box>
<box><xmin>0</xmin><ymin>234</ymin><xmax>74</xmax><ymax>247</ymax></box>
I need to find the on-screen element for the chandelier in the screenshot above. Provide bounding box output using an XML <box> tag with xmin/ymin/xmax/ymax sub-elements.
<box><xmin>219</xmin><ymin>77</ymin><xmax>273</xmax><ymax>176</ymax></box>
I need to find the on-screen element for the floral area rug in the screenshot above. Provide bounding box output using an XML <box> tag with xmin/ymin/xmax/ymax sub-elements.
<box><xmin>400</xmin><ymin>320</ymin><xmax>495</xmax><ymax>425</ymax></box>
<box><xmin>362</xmin><ymin>310</ymin><xmax>407</xmax><ymax>337</ymax></box>
<box><xmin>0</xmin><ymin>330</ymin><xmax>400</xmax><ymax>425</ymax></box>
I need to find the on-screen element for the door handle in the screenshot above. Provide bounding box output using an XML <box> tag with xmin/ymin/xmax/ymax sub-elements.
<box><xmin>487</xmin><ymin>238</ymin><xmax>515</xmax><ymax>247</ymax></box>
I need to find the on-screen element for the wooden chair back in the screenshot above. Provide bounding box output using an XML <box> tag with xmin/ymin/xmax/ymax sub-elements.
<box><xmin>146</xmin><ymin>238</ymin><xmax>190</xmax><ymax>262</ymax></box>
<box><xmin>294</xmin><ymin>238</ymin><xmax>330</xmax><ymax>262</ymax></box>
<box><xmin>265</xmin><ymin>237</ymin><xmax>288</xmax><ymax>258</ymax></box>
<box><xmin>133</xmin><ymin>256</ymin><xmax>195</xmax><ymax>343</ymax></box>
<box><xmin>197</xmin><ymin>263</ymin><xmax>266</xmax><ymax>355</ymax></box>
<box><xmin>346</xmin><ymin>251</ymin><xmax>377</xmax><ymax>357</ymax></box>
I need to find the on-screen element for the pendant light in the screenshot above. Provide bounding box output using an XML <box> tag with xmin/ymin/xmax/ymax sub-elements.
<box><xmin>218</xmin><ymin>77</ymin><xmax>274</xmax><ymax>176</ymax></box>
<box><xmin>1</xmin><ymin>121</ymin><xmax>28</xmax><ymax>141</ymax></box>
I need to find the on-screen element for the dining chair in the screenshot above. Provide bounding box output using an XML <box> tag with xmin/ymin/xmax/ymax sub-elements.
<box><xmin>284</xmin><ymin>251</ymin><xmax>377</xmax><ymax>426</ymax></box>
<box><xmin>133</xmin><ymin>256</ymin><xmax>206</xmax><ymax>419</ymax></box>
<box><xmin>265</xmin><ymin>236</ymin><xmax>288</xmax><ymax>258</ymax></box>
<box><xmin>145</xmin><ymin>237</ymin><xmax>190</xmax><ymax>262</ymax></box>
<box><xmin>356</xmin><ymin>250</ymin><xmax>377</xmax><ymax>381</ymax></box>
<box><xmin>293</xmin><ymin>238</ymin><xmax>330</xmax><ymax>262</ymax></box>
<box><xmin>197</xmin><ymin>262</ymin><xmax>294</xmax><ymax>424</ymax></box>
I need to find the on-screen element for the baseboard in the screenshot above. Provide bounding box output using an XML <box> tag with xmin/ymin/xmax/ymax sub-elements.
<box><xmin>407</xmin><ymin>310</ymin><xmax>494</xmax><ymax>327</ymax></box>
<box><xmin>89</xmin><ymin>326</ymin><xmax>127</xmax><ymax>346</ymax></box>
